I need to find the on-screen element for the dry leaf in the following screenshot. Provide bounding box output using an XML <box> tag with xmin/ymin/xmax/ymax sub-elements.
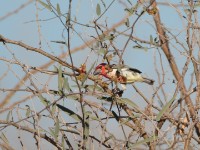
<box><xmin>178</xmin><ymin>112</ymin><xmax>189</xmax><ymax>135</ymax></box>
<box><xmin>147</xmin><ymin>7</ymin><xmax>158</xmax><ymax>15</ymax></box>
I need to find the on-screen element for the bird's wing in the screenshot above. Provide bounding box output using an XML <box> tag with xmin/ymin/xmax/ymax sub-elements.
<box><xmin>128</xmin><ymin>67</ymin><xmax>142</xmax><ymax>74</ymax></box>
<box><xmin>110</xmin><ymin>64</ymin><xmax>142</xmax><ymax>74</ymax></box>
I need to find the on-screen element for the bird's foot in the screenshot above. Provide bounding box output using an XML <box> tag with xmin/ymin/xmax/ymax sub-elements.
<box><xmin>112</xmin><ymin>88</ymin><xmax>123</xmax><ymax>97</ymax></box>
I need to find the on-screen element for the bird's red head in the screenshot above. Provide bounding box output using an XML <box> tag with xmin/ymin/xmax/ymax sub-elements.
<box><xmin>93</xmin><ymin>63</ymin><xmax>109</xmax><ymax>78</ymax></box>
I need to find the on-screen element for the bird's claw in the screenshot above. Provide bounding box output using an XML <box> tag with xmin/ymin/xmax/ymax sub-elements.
<box><xmin>112</xmin><ymin>88</ymin><xmax>123</xmax><ymax>97</ymax></box>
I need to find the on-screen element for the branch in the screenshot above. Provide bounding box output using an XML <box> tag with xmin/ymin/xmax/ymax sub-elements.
<box><xmin>0</xmin><ymin>0</ymin><xmax>33</xmax><ymax>21</ymax></box>
<box><xmin>0</xmin><ymin>120</ymin><xmax>62</xmax><ymax>150</ymax></box>
<box><xmin>150</xmin><ymin>0</ymin><xmax>200</xmax><ymax>137</ymax></box>
<box><xmin>0</xmin><ymin>13</ymin><xmax>130</xmax><ymax>108</ymax></box>
<box><xmin>0</xmin><ymin>34</ymin><xmax>78</xmax><ymax>71</ymax></box>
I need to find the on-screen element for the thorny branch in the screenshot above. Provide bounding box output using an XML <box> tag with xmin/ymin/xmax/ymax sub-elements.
<box><xmin>150</xmin><ymin>0</ymin><xmax>200</xmax><ymax>140</ymax></box>
<box><xmin>1</xmin><ymin>0</ymin><xmax>200</xmax><ymax>149</ymax></box>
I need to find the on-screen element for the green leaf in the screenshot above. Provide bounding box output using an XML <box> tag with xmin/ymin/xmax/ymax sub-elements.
<box><xmin>90</xmin><ymin>115</ymin><xmax>100</xmax><ymax>121</ymax></box>
<box><xmin>117</xmin><ymin>98</ymin><xmax>138</xmax><ymax>109</ymax></box>
<box><xmin>67</xmin><ymin>94</ymin><xmax>80</xmax><ymax>101</ymax></box>
<box><xmin>83</xmin><ymin>111</ymin><xmax>91</xmax><ymax>141</ymax></box>
<box><xmin>81</xmin><ymin>62</ymin><xmax>95</xmax><ymax>86</ymax></box>
<box><xmin>57</xmin><ymin>104</ymin><xmax>82</xmax><ymax>121</ymax></box>
<box><xmin>112</xmin><ymin>111</ymin><xmax>119</xmax><ymax>122</ymax></box>
<box><xmin>194</xmin><ymin>3</ymin><xmax>200</xmax><ymax>8</ymax></box>
<box><xmin>63</xmin><ymin>77</ymin><xmax>71</xmax><ymax>92</ymax></box>
<box><xmin>125</xmin><ymin>18</ymin><xmax>130</xmax><ymax>27</ymax></box>
<box><xmin>74</xmin><ymin>16</ymin><xmax>77</xmax><ymax>22</ymax></box>
<box><xmin>126</xmin><ymin>0</ymin><xmax>132</xmax><ymax>5</ymax></box>
<box><xmin>51</xmin><ymin>103</ymin><xmax>57</xmax><ymax>114</ymax></box>
<box><xmin>62</xmin><ymin>136</ymin><xmax>65</xmax><ymax>149</ymax></box>
<box><xmin>133</xmin><ymin>45</ymin><xmax>142</xmax><ymax>49</ymax></box>
<box><xmin>85</xmin><ymin>85</ymin><xmax>104</xmax><ymax>92</ymax></box>
<box><xmin>129</xmin><ymin>135</ymin><xmax>157</xmax><ymax>148</ymax></box>
<box><xmin>104</xmin><ymin>34</ymin><xmax>115</xmax><ymax>41</ymax></box>
<box><xmin>38</xmin><ymin>95</ymin><xmax>49</xmax><ymax>106</ymax></box>
<box><xmin>99</xmin><ymin>34</ymin><xmax>106</xmax><ymax>41</ymax></box>
<box><xmin>154</xmin><ymin>37</ymin><xmax>158</xmax><ymax>42</ymax></box>
<box><xmin>98</xmin><ymin>96</ymin><xmax>114</xmax><ymax>102</ymax></box>
<box><xmin>84</xmin><ymin>111</ymin><xmax>92</xmax><ymax>117</ymax></box>
<box><xmin>66</xmin><ymin>14</ymin><xmax>70</xmax><ymax>26</ymax></box>
<box><xmin>53</xmin><ymin>65</ymin><xmax>58</xmax><ymax>72</ymax></box>
<box><xmin>54</xmin><ymin>117</ymin><xmax>60</xmax><ymax>140</ymax></box>
<box><xmin>120</xmin><ymin>118</ymin><xmax>131</xmax><ymax>125</ymax></box>
<box><xmin>156</xmin><ymin>96</ymin><xmax>176</xmax><ymax>121</ymax></box>
<box><xmin>96</xmin><ymin>3</ymin><xmax>101</xmax><ymax>16</ymax></box>
<box><xmin>104</xmin><ymin>135</ymin><xmax>114</xmax><ymax>143</ymax></box>
<box><xmin>6</xmin><ymin>111</ymin><xmax>11</xmax><ymax>121</ymax></box>
<box><xmin>143</xmin><ymin>47</ymin><xmax>148</xmax><ymax>52</ymax></box>
<box><xmin>49</xmin><ymin>127</ymin><xmax>56</xmax><ymax>137</ymax></box>
<box><xmin>133</xmin><ymin>45</ymin><xmax>148</xmax><ymax>52</ymax></box>
<box><xmin>98</xmin><ymin>48</ymin><xmax>106</xmax><ymax>55</ymax></box>
<box><xmin>56</xmin><ymin>3</ymin><xmax>61</xmax><ymax>16</ymax></box>
<box><xmin>0</xmin><ymin>133</ymin><xmax>9</xmax><ymax>144</ymax></box>
<box><xmin>58</xmin><ymin>66</ymin><xmax>63</xmax><ymax>92</ymax></box>
<box><xmin>38</xmin><ymin>0</ymin><xmax>52</xmax><ymax>11</ymax></box>
<box><xmin>26</xmin><ymin>106</ymin><xmax>31</xmax><ymax>117</ymax></box>
<box><xmin>150</xmin><ymin>35</ymin><xmax>153</xmax><ymax>45</ymax></box>
<box><xmin>184</xmin><ymin>9</ymin><xmax>190</xmax><ymax>14</ymax></box>
<box><xmin>83</xmin><ymin>121</ymin><xmax>89</xmax><ymax>141</ymax></box>
<box><xmin>124</xmin><ymin>3</ymin><xmax>139</xmax><ymax>15</ymax></box>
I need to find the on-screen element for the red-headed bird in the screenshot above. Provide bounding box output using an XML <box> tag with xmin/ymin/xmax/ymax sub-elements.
<box><xmin>93</xmin><ymin>63</ymin><xmax>154</xmax><ymax>90</ymax></box>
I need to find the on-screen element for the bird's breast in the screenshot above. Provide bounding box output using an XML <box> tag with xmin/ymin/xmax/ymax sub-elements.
<box><xmin>107</xmin><ymin>69</ymin><xmax>117</xmax><ymax>79</ymax></box>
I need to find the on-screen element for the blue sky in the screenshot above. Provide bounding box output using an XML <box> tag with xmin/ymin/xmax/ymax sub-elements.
<box><xmin>1</xmin><ymin>0</ymin><xmax>199</xmax><ymax>149</ymax></box>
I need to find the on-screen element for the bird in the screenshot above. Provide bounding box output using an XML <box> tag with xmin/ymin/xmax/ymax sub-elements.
<box><xmin>93</xmin><ymin>63</ymin><xmax>154</xmax><ymax>90</ymax></box>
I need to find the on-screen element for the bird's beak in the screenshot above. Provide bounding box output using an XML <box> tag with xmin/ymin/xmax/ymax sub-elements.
<box><xmin>93</xmin><ymin>69</ymin><xmax>101</xmax><ymax>75</ymax></box>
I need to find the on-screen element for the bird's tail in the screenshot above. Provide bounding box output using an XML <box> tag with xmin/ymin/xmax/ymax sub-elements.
<box><xmin>143</xmin><ymin>77</ymin><xmax>154</xmax><ymax>85</ymax></box>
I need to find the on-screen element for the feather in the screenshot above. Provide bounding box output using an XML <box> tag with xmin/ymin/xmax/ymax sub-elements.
<box><xmin>128</xmin><ymin>67</ymin><xmax>142</xmax><ymax>74</ymax></box>
<box><xmin>142</xmin><ymin>77</ymin><xmax>154</xmax><ymax>85</ymax></box>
